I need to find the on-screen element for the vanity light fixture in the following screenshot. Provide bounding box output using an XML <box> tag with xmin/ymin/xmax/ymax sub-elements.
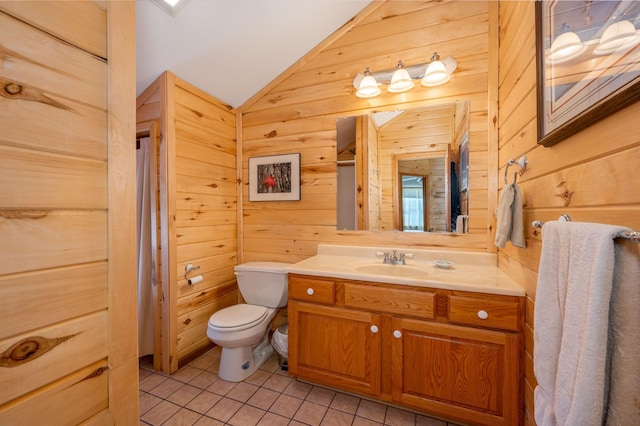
<box><xmin>388</xmin><ymin>61</ymin><xmax>415</xmax><ymax>93</ymax></box>
<box><xmin>353</xmin><ymin>53</ymin><xmax>457</xmax><ymax>98</ymax></box>
<box><xmin>355</xmin><ymin>67</ymin><xmax>382</xmax><ymax>98</ymax></box>
<box><xmin>150</xmin><ymin>0</ymin><xmax>190</xmax><ymax>17</ymax></box>
<box><xmin>421</xmin><ymin>52</ymin><xmax>451</xmax><ymax>87</ymax></box>
<box><xmin>593</xmin><ymin>20</ymin><xmax>640</xmax><ymax>55</ymax></box>
<box><xmin>548</xmin><ymin>23</ymin><xmax>585</xmax><ymax>63</ymax></box>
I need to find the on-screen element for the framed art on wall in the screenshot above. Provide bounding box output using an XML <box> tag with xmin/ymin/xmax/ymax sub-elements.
<box><xmin>535</xmin><ymin>0</ymin><xmax>640</xmax><ymax>147</ymax></box>
<box><xmin>248</xmin><ymin>153</ymin><xmax>301</xmax><ymax>201</ymax></box>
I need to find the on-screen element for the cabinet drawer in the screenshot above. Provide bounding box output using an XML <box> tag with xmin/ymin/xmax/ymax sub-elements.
<box><xmin>345</xmin><ymin>283</ymin><xmax>435</xmax><ymax>320</ymax></box>
<box><xmin>289</xmin><ymin>276</ymin><xmax>335</xmax><ymax>305</ymax></box>
<box><xmin>448</xmin><ymin>296</ymin><xmax>521</xmax><ymax>331</ymax></box>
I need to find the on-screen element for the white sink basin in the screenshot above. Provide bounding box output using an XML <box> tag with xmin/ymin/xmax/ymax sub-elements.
<box><xmin>355</xmin><ymin>264</ymin><xmax>427</xmax><ymax>277</ymax></box>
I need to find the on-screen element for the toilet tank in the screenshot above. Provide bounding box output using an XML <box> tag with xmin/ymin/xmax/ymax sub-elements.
<box><xmin>234</xmin><ymin>262</ymin><xmax>290</xmax><ymax>308</ymax></box>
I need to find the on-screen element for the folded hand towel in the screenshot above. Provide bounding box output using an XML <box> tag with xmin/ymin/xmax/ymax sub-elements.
<box><xmin>495</xmin><ymin>183</ymin><xmax>525</xmax><ymax>248</ymax></box>
<box><xmin>533</xmin><ymin>221</ymin><xmax>632</xmax><ymax>426</ymax></box>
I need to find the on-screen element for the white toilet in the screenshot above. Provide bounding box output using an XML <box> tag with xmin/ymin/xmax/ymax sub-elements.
<box><xmin>206</xmin><ymin>262</ymin><xmax>289</xmax><ymax>382</ymax></box>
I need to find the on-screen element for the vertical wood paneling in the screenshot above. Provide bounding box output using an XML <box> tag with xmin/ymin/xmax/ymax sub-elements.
<box><xmin>240</xmin><ymin>2</ymin><xmax>495</xmax><ymax>263</ymax></box>
<box><xmin>106</xmin><ymin>1</ymin><xmax>138</xmax><ymax>422</ymax></box>
<box><xmin>497</xmin><ymin>1</ymin><xmax>640</xmax><ymax>424</ymax></box>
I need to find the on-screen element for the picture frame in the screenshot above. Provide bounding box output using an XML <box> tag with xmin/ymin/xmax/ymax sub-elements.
<box><xmin>248</xmin><ymin>153</ymin><xmax>301</xmax><ymax>201</ymax></box>
<box><xmin>535</xmin><ymin>0</ymin><xmax>640</xmax><ymax>147</ymax></box>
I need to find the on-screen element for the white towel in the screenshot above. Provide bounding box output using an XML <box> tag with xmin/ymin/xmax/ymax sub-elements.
<box><xmin>605</xmin><ymin>239</ymin><xmax>640</xmax><ymax>425</ymax></box>
<box><xmin>533</xmin><ymin>221</ymin><xmax>632</xmax><ymax>426</ymax></box>
<box><xmin>495</xmin><ymin>183</ymin><xmax>525</xmax><ymax>248</ymax></box>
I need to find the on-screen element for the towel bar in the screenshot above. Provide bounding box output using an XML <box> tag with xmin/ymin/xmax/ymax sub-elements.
<box><xmin>531</xmin><ymin>216</ymin><xmax>639</xmax><ymax>242</ymax></box>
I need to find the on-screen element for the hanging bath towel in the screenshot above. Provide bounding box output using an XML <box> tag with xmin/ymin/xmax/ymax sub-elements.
<box><xmin>533</xmin><ymin>221</ymin><xmax>633</xmax><ymax>426</ymax></box>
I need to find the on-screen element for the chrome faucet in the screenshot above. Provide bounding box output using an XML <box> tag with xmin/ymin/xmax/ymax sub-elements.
<box><xmin>381</xmin><ymin>250</ymin><xmax>413</xmax><ymax>265</ymax></box>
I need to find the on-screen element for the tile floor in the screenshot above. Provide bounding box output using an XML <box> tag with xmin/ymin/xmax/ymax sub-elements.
<box><xmin>139</xmin><ymin>347</ymin><xmax>461</xmax><ymax>426</ymax></box>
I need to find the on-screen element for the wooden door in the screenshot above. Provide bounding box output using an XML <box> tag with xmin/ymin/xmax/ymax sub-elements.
<box><xmin>391</xmin><ymin>317</ymin><xmax>521</xmax><ymax>426</ymax></box>
<box><xmin>0</xmin><ymin>2</ymin><xmax>137</xmax><ymax>423</ymax></box>
<box><xmin>288</xmin><ymin>301</ymin><xmax>382</xmax><ymax>396</ymax></box>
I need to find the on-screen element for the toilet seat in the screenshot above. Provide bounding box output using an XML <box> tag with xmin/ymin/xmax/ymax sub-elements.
<box><xmin>208</xmin><ymin>304</ymin><xmax>269</xmax><ymax>332</ymax></box>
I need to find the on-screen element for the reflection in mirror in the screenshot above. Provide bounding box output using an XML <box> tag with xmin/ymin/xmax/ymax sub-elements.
<box><xmin>395</xmin><ymin>152</ymin><xmax>450</xmax><ymax>232</ymax></box>
<box><xmin>336</xmin><ymin>101</ymin><xmax>469</xmax><ymax>233</ymax></box>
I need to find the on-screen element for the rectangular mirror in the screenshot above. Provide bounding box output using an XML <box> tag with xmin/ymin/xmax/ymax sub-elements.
<box><xmin>336</xmin><ymin>101</ymin><xmax>469</xmax><ymax>233</ymax></box>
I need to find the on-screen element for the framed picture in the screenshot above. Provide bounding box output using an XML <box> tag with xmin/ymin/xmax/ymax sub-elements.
<box><xmin>248</xmin><ymin>153</ymin><xmax>301</xmax><ymax>201</ymax></box>
<box><xmin>535</xmin><ymin>0</ymin><xmax>640</xmax><ymax>147</ymax></box>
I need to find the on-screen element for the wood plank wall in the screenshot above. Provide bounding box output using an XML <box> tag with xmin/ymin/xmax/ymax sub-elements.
<box><xmin>497</xmin><ymin>2</ymin><xmax>640</xmax><ymax>424</ymax></box>
<box><xmin>0</xmin><ymin>2</ymin><xmax>138</xmax><ymax>423</ymax></box>
<box><xmin>136</xmin><ymin>72</ymin><xmax>239</xmax><ymax>372</ymax></box>
<box><xmin>240</xmin><ymin>1</ymin><xmax>498</xmax><ymax>263</ymax></box>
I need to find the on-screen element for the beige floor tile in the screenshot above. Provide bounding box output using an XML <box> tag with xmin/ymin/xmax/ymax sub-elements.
<box><xmin>173</xmin><ymin>366</ymin><xmax>204</xmax><ymax>383</ymax></box>
<box><xmin>353</xmin><ymin>416</ymin><xmax>383</xmax><ymax>426</ymax></box>
<box><xmin>139</xmin><ymin>368</ymin><xmax>153</xmax><ymax>380</ymax></box>
<box><xmin>306</xmin><ymin>386</ymin><xmax>336</xmax><ymax>406</ymax></box>
<box><xmin>356</xmin><ymin>399</ymin><xmax>387</xmax><ymax>422</ymax></box>
<box><xmin>247</xmin><ymin>387</ymin><xmax>280</xmax><ymax>410</ymax></box>
<box><xmin>205</xmin><ymin>397</ymin><xmax>243</xmax><ymax>423</ymax></box>
<box><xmin>330</xmin><ymin>392</ymin><xmax>360</xmax><ymax>414</ymax></box>
<box><xmin>269</xmin><ymin>394</ymin><xmax>303</xmax><ymax>418</ymax></box>
<box><xmin>140</xmin><ymin>400</ymin><xmax>181</xmax><ymax>425</ymax></box>
<box><xmin>189</xmin><ymin>355</ymin><xmax>217</xmax><ymax>370</ymax></box>
<box><xmin>384</xmin><ymin>407</ymin><xmax>416</xmax><ymax>426</ymax></box>
<box><xmin>139</xmin><ymin>373</ymin><xmax>168</xmax><ymax>392</ymax></box>
<box><xmin>283</xmin><ymin>380</ymin><xmax>312</xmax><ymax>399</ymax></box>
<box><xmin>193</xmin><ymin>416</ymin><xmax>224</xmax><ymax>426</ymax></box>
<box><xmin>149</xmin><ymin>378</ymin><xmax>184</xmax><ymax>399</ymax></box>
<box><xmin>163</xmin><ymin>408</ymin><xmax>202</xmax><ymax>426</ymax></box>
<box><xmin>186</xmin><ymin>391</ymin><xmax>222</xmax><ymax>414</ymax></box>
<box><xmin>206</xmin><ymin>358</ymin><xmax>221</xmax><ymax>373</ymax></box>
<box><xmin>189</xmin><ymin>370</ymin><xmax>218</xmax><ymax>390</ymax></box>
<box><xmin>321</xmin><ymin>408</ymin><xmax>354</xmax><ymax>425</ymax></box>
<box><xmin>227</xmin><ymin>404</ymin><xmax>266</xmax><ymax>426</ymax></box>
<box><xmin>244</xmin><ymin>368</ymin><xmax>272</xmax><ymax>386</ymax></box>
<box><xmin>415</xmin><ymin>414</ymin><xmax>448</xmax><ymax>425</ymax></box>
<box><xmin>227</xmin><ymin>381</ymin><xmax>259</xmax><ymax>403</ymax></box>
<box><xmin>167</xmin><ymin>384</ymin><xmax>202</xmax><ymax>406</ymax></box>
<box><xmin>292</xmin><ymin>400</ymin><xmax>328</xmax><ymax>426</ymax></box>
<box><xmin>259</xmin><ymin>356</ymin><xmax>281</xmax><ymax>373</ymax></box>
<box><xmin>262</xmin><ymin>373</ymin><xmax>293</xmax><ymax>393</ymax></box>
<box><xmin>206</xmin><ymin>377</ymin><xmax>237</xmax><ymax>396</ymax></box>
<box><xmin>256</xmin><ymin>412</ymin><xmax>290</xmax><ymax>426</ymax></box>
<box><xmin>139</xmin><ymin>392</ymin><xmax>162</xmax><ymax>416</ymax></box>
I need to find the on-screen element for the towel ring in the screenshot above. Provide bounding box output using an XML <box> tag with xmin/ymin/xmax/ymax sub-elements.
<box><xmin>504</xmin><ymin>155</ymin><xmax>528</xmax><ymax>185</ymax></box>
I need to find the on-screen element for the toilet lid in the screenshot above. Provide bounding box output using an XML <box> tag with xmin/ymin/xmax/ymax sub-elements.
<box><xmin>209</xmin><ymin>304</ymin><xmax>269</xmax><ymax>331</ymax></box>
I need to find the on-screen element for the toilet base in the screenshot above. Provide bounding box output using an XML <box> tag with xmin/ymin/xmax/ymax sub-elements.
<box><xmin>217</xmin><ymin>332</ymin><xmax>273</xmax><ymax>382</ymax></box>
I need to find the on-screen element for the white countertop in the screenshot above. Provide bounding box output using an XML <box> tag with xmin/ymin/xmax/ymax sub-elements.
<box><xmin>287</xmin><ymin>244</ymin><xmax>526</xmax><ymax>297</ymax></box>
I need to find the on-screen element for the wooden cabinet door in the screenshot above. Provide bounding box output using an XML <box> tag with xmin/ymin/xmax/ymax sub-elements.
<box><xmin>391</xmin><ymin>317</ymin><xmax>521</xmax><ymax>426</ymax></box>
<box><xmin>288</xmin><ymin>301</ymin><xmax>381</xmax><ymax>396</ymax></box>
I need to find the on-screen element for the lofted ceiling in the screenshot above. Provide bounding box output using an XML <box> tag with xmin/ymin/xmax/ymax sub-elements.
<box><xmin>136</xmin><ymin>0</ymin><xmax>372</xmax><ymax>108</ymax></box>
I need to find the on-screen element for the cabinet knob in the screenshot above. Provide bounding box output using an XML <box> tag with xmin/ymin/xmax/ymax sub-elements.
<box><xmin>370</xmin><ymin>325</ymin><xmax>379</xmax><ymax>334</ymax></box>
<box><xmin>393</xmin><ymin>330</ymin><xmax>402</xmax><ymax>339</ymax></box>
<box><xmin>477</xmin><ymin>310</ymin><xmax>489</xmax><ymax>320</ymax></box>
<box><xmin>306</xmin><ymin>288</ymin><xmax>314</xmax><ymax>296</ymax></box>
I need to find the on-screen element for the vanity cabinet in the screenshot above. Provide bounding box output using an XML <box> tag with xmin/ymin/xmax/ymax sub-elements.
<box><xmin>288</xmin><ymin>274</ymin><xmax>524</xmax><ymax>426</ymax></box>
